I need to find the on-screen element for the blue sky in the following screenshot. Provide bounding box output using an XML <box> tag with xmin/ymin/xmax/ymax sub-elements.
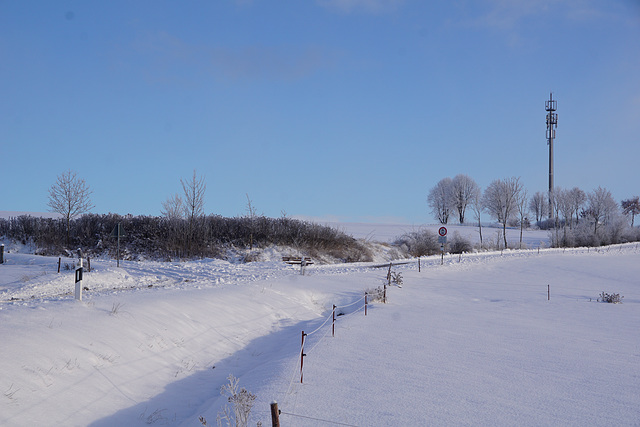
<box><xmin>1</xmin><ymin>0</ymin><xmax>639</xmax><ymax>224</ymax></box>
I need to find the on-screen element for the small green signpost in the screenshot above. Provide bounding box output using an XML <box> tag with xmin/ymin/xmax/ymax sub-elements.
<box><xmin>110</xmin><ymin>223</ymin><xmax>126</xmax><ymax>267</ymax></box>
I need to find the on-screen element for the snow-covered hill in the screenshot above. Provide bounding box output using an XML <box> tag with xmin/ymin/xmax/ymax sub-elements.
<box><xmin>1</xmin><ymin>245</ymin><xmax>638</xmax><ymax>426</ymax></box>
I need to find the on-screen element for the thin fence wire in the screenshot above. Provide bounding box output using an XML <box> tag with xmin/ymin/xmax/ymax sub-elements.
<box><xmin>306</xmin><ymin>323</ymin><xmax>334</xmax><ymax>355</ymax></box>
<box><xmin>280</xmin><ymin>411</ymin><xmax>359</xmax><ymax>426</ymax></box>
<box><xmin>307</xmin><ymin>311</ymin><xmax>335</xmax><ymax>336</ymax></box>
<box><xmin>336</xmin><ymin>304</ymin><xmax>366</xmax><ymax>321</ymax></box>
<box><xmin>335</xmin><ymin>294</ymin><xmax>366</xmax><ymax>309</ymax></box>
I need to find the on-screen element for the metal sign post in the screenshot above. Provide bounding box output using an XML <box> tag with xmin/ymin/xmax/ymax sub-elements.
<box><xmin>75</xmin><ymin>258</ymin><xmax>84</xmax><ymax>301</ymax></box>
<box><xmin>438</xmin><ymin>227</ymin><xmax>447</xmax><ymax>265</ymax></box>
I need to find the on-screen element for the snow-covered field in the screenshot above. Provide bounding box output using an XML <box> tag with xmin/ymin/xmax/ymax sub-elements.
<box><xmin>324</xmin><ymin>221</ymin><xmax>550</xmax><ymax>248</ymax></box>
<box><xmin>1</xmin><ymin>242</ymin><xmax>639</xmax><ymax>426</ymax></box>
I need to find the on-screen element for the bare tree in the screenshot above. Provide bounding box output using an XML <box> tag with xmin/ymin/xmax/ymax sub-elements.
<box><xmin>161</xmin><ymin>193</ymin><xmax>184</xmax><ymax>220</ymax></box>
<box><xmin>556</xmin><ymin>189</ymin><xmax>573</xmax><ymax>229</ymax></box>
<box><xmin>548</xmin><ymin>187</ymin><xmax>563</xmax><ymax>244</ymax></box>
<box><xmin>427</xmin><ymin>177</ymin><xmax>454</xmax><ymax>224</ymax></box>
<box><xmin>482</xmin><ymin>177</ymin><xmax>523</xmax><ymax>249</ymax></box>
<box><xmin>470</xmin><ymin>184</ymin><xmax>484</xmax><ymax>248</ymax></box>
<box><xmin>181</xmin><ymin>170</ymin><xmax>206</xmax><ymax>255</ymax></box>
<box><xmin>585</xmin><ymin>186</ymin><xmax>617</xmax><ymax>235</ymax></box>
<box><xmin>451</xmin><ymin>174</ymin><xmax>479</xmax><ymax>224</ymax></box>
<box><xmin>621</xmin><ymin>196</ymin><xmax>640</xmax><ymax>227</ymax></box>
<box><xmin>245</xmin><ymin>193</ymin><xmax>257</xmax><ymax>251</ymax></box>
<box><xmin>517</xmin><ymin>188</ymin><xmax>529</xmax><ymax>248</ymax></box>
<box><xmin>161</xmin><ymin>193</ymin><xmax>185</xmax><ymax>257</ymax></box>
<box><xmin>47</xmin><ymin>169</ymin><xmax>94</xmax><ymax>245</ymax></box>
<box><xmin>568</xmin><ymin>187</ymin><xmax>586</xmax><ymax>227</ymax></box>
<box><xmin>529</xmin><ymin>192</ymin><xmax>547</xmax><ymax>223</ymax></box>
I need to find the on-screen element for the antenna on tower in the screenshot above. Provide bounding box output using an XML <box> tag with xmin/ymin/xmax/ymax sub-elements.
<box><xmin>546</xmin><ymin>92</ymin><xmax>558</xmax><ymax>219</ymax></box>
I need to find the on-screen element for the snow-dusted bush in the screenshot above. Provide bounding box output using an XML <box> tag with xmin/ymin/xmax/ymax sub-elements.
<box><xmin>366</xmin><ymin>286</ymin><xmax>385</xmax><ymax>302</ymax></box>
<box><xmin>448</xmin><ymin>232</ymin><xmax>472</xmax><ymax>254</ymax></box>
<box><xmin>393</xmin><ymin>230</ymin><xmax>439</xmax><ymax>257</ymax></box>
<box><xmin>549</xmin><ymin>214</ymin><xmax>638</xmax><ymax>248</ymax></box>
<box><xmin>215</xmin><ymin>374</ymin><xmax>257</xmax><ymax>427</ymax></box>
<box><xmin>598</xmin><ymin>292</ymin><xmax>623</xmax><ymax>304</ymax></box>
<box><xmin>390</xmin><ymin>271</ymin><xmax>403</xmax><ymax>287</ymax></box>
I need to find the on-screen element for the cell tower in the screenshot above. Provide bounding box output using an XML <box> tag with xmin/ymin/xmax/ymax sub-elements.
<box><xmin>545</xmin><ymin>92</ymin><xmax>558</xmax><ymax>219</ymax></box>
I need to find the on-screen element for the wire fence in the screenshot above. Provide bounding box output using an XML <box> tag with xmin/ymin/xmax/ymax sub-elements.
<box><xmin>273</xmin><ymin>285</ymin><xmax>389</xmax><ymax>426</ymax></box>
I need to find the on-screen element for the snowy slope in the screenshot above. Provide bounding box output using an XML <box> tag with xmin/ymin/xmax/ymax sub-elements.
<box><xmin>1</xmin><ymin>246</ymin><xmax>638</xmax><ymax>426</ymax></box>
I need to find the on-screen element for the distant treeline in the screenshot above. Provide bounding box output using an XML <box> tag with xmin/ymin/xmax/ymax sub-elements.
<box><xmin>0</xmin><ymin>214</ymin><xmax>373</xmax><ymax>263</ymax></box>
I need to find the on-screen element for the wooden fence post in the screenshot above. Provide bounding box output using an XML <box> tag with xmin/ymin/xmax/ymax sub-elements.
<box><xmin>58</xmin><ymin>257</ymin><xmax>61</xmax><ymax>273</ymax></box>
<box><xmin>548</xmin><ymin>284</ymin><xmax>550</xmax><ymax>301</ymax></box>
<box><xmin>383</xmin><ymin>282</ymin><xmax>387</xmax><ymax>304</ymax></box>
<box><xmin>270</xmin><ymin>402</ymin><xmax>280</xmax><ymax>427</ymax></box>
<box><xmin>332</xmin><ymin>305</ymin><xmax>336</xmax><ymax>337</ymax></box>
<box><xmin>0</xmin><ymin>244</ymin><xmax>4</xmax><ymax>264</ymax></box>
<box><xmin>418</xmin><ymin>256</ymin><xmax>421</xmax><ymax>272</ymax></box>
<box><xmin>300</xmin><ymin>331</ymin><xmax>306</xmax><ymax>383</ymax></box>
<box><xmin>87</xmin><ymin>257</ymin><xmax>91</xmax><ymax>273</ymax></box>
<box><xmin>364</xmin><ymin>292</ymin><xmax>368</xmax><ymax>316</ymax></box>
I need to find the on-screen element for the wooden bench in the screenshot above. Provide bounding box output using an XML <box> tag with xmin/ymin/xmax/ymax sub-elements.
<box><xmin>282</xmin><ymin>256</ymin><xmax>314</xmax><ymax>266</ymax></box>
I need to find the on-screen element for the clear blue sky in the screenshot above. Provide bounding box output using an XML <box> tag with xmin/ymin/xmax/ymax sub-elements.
<box><xmin>1</xmin><ymin>0</ymin><xmax>639</xmax><ymax>224</ymax></box>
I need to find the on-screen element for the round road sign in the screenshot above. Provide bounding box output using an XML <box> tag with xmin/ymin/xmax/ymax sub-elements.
<box><xmin>438</xmin><ymin>227</ymin><xmax>447</xmax><ymax>237</ymax></box>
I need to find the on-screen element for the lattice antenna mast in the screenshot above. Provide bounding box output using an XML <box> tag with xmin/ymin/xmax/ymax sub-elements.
<box><xmin>546</xmin><ymin>92</ymin><xmax>558</xmax><ymax>219</ymax></box>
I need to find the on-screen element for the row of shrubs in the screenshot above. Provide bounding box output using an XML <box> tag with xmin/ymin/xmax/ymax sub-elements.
<box><xmin>548</xmin><ymin>218</ymin><xmax>640</xmax><ymax>248</ymax></box>
<box><xmin>0</xmin><ymin>214</ymin><xmax>373</xmax><ymax>263</ymax></box>
<box><xmin>393</xmin><ymin>230</ymin><xmax>473</xmax><ymax>256</ymax></box>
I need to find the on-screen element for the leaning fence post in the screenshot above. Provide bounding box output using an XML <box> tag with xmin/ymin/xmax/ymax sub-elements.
<box><xmin>300</xmin><ymin>331</ymin><xmax>307</xmax><ymax>383</ymax></box>
<box><xmin>270</xmin><ymin>402</ymin><xmax>280</xmax><ymax>427</ymax></box>
<box><xmin>58</xmin><ymin>257</ymin><xmax>61</xmax><ymax>273</ymax></box>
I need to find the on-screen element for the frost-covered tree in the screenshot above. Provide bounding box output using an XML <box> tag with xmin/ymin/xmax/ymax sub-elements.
<box><xmin>621</xmin><ymin>196</ymin><xmax>640</xmax><ymax>227</ymax></box>
<box><xmin>470</xmin><ymin>184</ymin><xmax>484</xmax><ymax>248</ymax></box>
<box><xmin>482</xmin><ymin>177</ymin><xmax>523</xmax><ymax>249</ymax></box>
<box><xmin>549</xmin><ymin>187</ymin><xmax>563</xmax><ymax>229</ymax></box>
<box><xmin>557</xmin><ymin>189</ymin><xmax>574</xmax><ymax>229</ymax></box>
<box><xmin>516</xmin><ymin>188</ymin><xmax>528</xmax><ymax>248</ymax></box>
<box><xmin>47</xmin><ymin>169</ymin><xmax>94</xmax><ymax>246</ymax></box>
<box><xmin>529</xmin><ymin>191</ymin><xmax>547</xmax><ymax>223</ymax></box>
<box><xmin>427</xmin><ymin>177</ymin><xmax>454</xmax><ymax>224</ymax></box>
<box><xmin>584</xmin><ymin>186</ymin><xmax>618</xmax><ymax>235</ymax></box>
<box><xmin>451</xmin><ymin>174</ymin><xmax>479</xmax><ymax>224</ymax></box>
<box><xmin>568</xmin><ymin>187</ymin><xmax>586</xmax><ymax>226</ymax></box>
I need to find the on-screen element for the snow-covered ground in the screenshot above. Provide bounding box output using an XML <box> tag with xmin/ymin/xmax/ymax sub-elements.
<box><xmin>1</xmin><ymin>243</ymin><xmax>639</xmax><ymax>426</ymax></box>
